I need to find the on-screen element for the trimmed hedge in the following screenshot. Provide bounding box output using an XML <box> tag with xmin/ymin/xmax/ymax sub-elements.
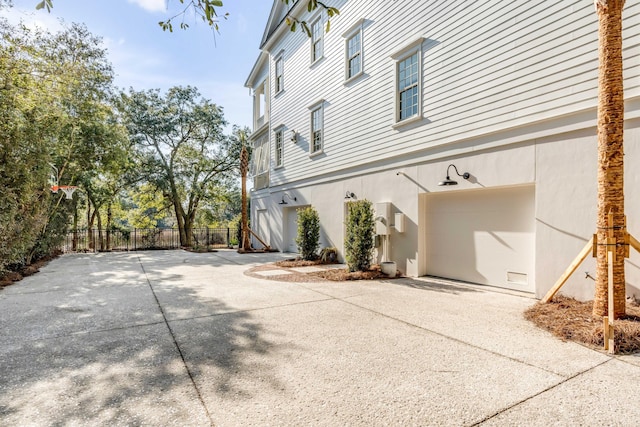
<box><xmin>345</xmin><ymin>200</ymin><xmax>375</xmax><ymax>272</ymax></box>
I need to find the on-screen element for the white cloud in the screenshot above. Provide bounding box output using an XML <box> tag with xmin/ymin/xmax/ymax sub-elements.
<box><xmin>127</xmin><ymin>0</ymin><xmax>166</xmax><ymax>13</ymax></box>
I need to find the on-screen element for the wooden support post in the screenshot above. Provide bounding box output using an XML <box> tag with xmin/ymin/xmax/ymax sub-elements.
<box><xmin>606</xmin><ymin>211</ymin><xmax>615</xmax><ymax>354</ymax></box>
<box><xmin>541</xmin><ymin>237</ymin><xmax>594</xmax><ymax>303</ymax></box>
<box><xmin>603</xmin><ymin>316</ymin><xmax>610</xmax><ymax>350</ymax></box>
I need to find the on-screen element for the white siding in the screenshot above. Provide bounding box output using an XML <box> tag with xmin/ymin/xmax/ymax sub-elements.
<box><xmin>264</xmin><ymin>0</ymin><xmax>640</xmax><ymax>186</ymax></box>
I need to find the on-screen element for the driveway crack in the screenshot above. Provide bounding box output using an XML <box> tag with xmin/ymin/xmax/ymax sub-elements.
<box><xmin>137</xmin><ymin>255</ymin><xmax>215</xmax><ymax>427</ymax></box>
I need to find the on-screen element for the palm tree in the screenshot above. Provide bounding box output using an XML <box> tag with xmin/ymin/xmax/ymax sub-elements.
<box><xmin>239</xmin><ymin>134</ymin><xmax>252</xmax><ymax>252</ymax></box>
<box><xmin>594</xmin><ymin>0</ymin><xmax>626</xmax><ymax>318</ymax></box>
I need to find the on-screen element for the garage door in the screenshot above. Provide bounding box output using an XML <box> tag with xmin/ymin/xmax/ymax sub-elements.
<box><xmin>424</xmin><ymin>186</ymin><xmax>535</xmax><ymax>292</ymax></box>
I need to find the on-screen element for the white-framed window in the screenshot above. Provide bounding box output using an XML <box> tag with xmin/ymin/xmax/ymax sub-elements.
<box><xmin>274</xmin><ymin>128</ymin><xmax>284</xmax><ymax>167</ymax></box>
<box><xmin>342</xmin><ymin>18</ymin><xmax>365</xmax><ymax>82</ymax></box>
<box><xmin>253</xmin><ymin>78</ymin><xmax>268</xmax><ymax>130</ymax></box>
<box><xmin>250</xmin><ymin>134</ymin><xmax>270</xmax><ymax>190</ymax></box>
<box><xmin>391</xmin><ymin>37</ymin><xmax>425</xmax><ymax>125</ymax></box>
<box><xmin>309</xmin><ymin>102</ymin><xmax>324</xmax><ymax>154</ymax></box>
<box><xmin>347</xmin><ymin>31</ymin><xmax>362</xmax><ymax>79</ymax></box>
<box><xmin>275</xmin><ymin>54</ymin><xmax>284</xmax><ymax>94</ymax></box>
<box><xmin>311</xmin><ymin>18</ymin><xmax>323</xmax><ymax>63</ymax></box>
<box><xmin>398</xmin><ymin>53</ymin><xmax>419</xmax><ymax>121</ymax></box>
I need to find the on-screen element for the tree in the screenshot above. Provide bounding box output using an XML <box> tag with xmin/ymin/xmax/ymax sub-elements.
<box><xmin>0</xmin><ymin>19</ymin><xmax>119</xmax><ymax>269</ymax></box>
<box><xmin>593</xmin><ymin>0</ymin><xmax>626</xmax><ymax>318</ymax></box>
<box><xmin>118</xmin><ymin>86</ymin><xmax>243</xmax><ymax>247</ymax></box>
<box><xmin>36</xmin><ymin>1</ymin><xmax>339</xmax><ymax>34</ymax></box>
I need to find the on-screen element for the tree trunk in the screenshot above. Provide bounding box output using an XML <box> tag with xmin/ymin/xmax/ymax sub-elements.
<box><xmin>172</xmin><ymin>196</ymin><xmax>187</xmax><ymax>247</ymax></box>
<box><xmin>240</xmin><ymin>144</ymin><xmax>251</xmax><ymax>251</ymax></box>
<box><xmin>594</xmin><ymin>0</ymin><xmax>626</xmax><ymax>318</ymax></box>
<box><xmin>97</xmin><ymin>209</ymin><xmax>104</xmax><ymax>252</ymax></box>
<box><xmin>183</xmin><ymin>213</ymin><xmax>195</xmax><ymax>247</ymax></box>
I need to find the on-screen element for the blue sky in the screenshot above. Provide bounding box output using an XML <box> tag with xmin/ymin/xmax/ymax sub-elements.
<box><xmin>4</xmin><ymin>0</ymin><xmax>274</xmax><ymax>129</ymax></box>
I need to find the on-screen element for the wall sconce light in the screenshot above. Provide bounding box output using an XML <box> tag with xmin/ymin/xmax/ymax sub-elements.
<box><xmin>345</xmin><ymin>191</ymin><xmax>356</xmax><ymax>199</ymax></box>
<box><xmin>290</xmin><ymin>130</ymin><xmax>297</xmax><ymax>143</ymax></box>
<box><xmin>438</xmin><ymin>164</ymin><xmax>470</xmax><ymax>186</ymax></box>
<box><xmin>279</xmin><ymin>193</ymin><xmax>297</xmax><ymax>205</ymax></box>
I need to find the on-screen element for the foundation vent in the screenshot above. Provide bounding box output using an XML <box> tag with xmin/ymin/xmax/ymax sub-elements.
<box><xmin>506</xmin><ymin>271</ymin><xmax>528</xmax><ymax>286</ymax></box>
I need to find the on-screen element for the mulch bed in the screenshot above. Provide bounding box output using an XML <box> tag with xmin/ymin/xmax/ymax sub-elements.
<box><xmin>248</xmin><ymin>258</ymin><xmax>397</xmax><ymax>282</ymax></box>
<box><xmin>0</xmin><ymin>251</ymin><xmax>61</xmax><ymax>289</ymax></box>
<box><xmin>309</xmin><ymin>264</ymin><xmax>390</xmax><ymax>281</ymax></box>
<box><xmin>525</xmin><ymin>294</ymin><xmax>640</xmax><ymax>354</ymax></box>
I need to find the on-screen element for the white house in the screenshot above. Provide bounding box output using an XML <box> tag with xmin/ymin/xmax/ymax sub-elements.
<box><xmin>244</xmin><ymin>0</ymin><xmax>640</xmax><ymax>301</ymax></box>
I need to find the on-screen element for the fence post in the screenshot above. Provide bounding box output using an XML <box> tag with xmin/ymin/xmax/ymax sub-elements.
<box><xmin>227</xmin><ymin>228</ymin><xmax>231</xmax><ymax>248</ymax></box>
<box><xmin>134</xmin><ymin>229</ymin><xmax>137</xmax><ymax>251</ymax></box>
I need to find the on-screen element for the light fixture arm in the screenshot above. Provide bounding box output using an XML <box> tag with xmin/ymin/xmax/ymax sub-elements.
<box><xmin>446</xmin><ymin>164</ymin><xmax>470</xmax><ymax>180</ymax></box>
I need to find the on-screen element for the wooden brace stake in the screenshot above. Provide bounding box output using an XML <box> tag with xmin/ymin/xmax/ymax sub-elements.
<box><xmin>541</xmin><ymin>236</ymin><xmax>594</xmax><ymax>303</ymax></box>
<box><xmin>543</xmin><ymin>228</ymin><xmax>640</xmax><ymax>305</ymax></box>
<box><xmin>248</xmin><ymin>228</ymin><xmax>271</xmax><ymax>250</ymax></box>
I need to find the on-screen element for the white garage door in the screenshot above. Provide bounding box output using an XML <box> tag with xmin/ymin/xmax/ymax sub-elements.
<box><xmin>424</xmin><ymin>186</ymin><xmax>535</xmax><ymax>292</ymax></box>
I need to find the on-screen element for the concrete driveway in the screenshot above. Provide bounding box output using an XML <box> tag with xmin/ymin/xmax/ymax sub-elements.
<box><xmin>1</xmin><ymin>250</ymin><xmax>639</xmax><ymax>426</ymax></box>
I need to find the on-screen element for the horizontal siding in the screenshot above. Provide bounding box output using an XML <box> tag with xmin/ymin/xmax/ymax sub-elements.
<box><xmin>256</xmin><ymin>0</ymin><xmax>640</xmax><ymax>186</ymax></box>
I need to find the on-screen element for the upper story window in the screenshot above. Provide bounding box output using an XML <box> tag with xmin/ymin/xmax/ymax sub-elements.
<box><xmin>253</xmin><ymin>78</ymin><xmax>268</xmax><ymax>130</ymax></box>
<box><xmin>250</xmin><ymin>134</ymin><xmax>270</xmax><ymax>190</ymax></box>
<box><xmin>347</xmin><ymin>31</ymin><xmax>362</xmax><ymax>79</ymax></box>
<box><xmin>274</xmin><ymin>128</ymin><xmax>284</xmax><ymax>167</ymax></box>
<box><xmin>398</xmin><ymin>53</ymin><xmax>419</xmax><ymax>121</ymax></box>
<box><xmin>308</xmin><ymin>100</ymin><xmax>324</xmax><ymax>155</ymax></box>
<box><xmin>391</xmin><ymin>37</ymin><xmax>425</xmax><ymax>126</ymax></box>
<box><xmin>311</xmin><ymin>18</ymin><xmax>324</xmax><ymax>63</ymax></box>
<box><xmin>343</xmin><ymin>18</ymin><xmax>365</xmax><ymax>83</ymax></box>
<box><xmin>275</xmin><ymin>54</ymin><xmax>284</xmax><ymax>94</ymax></box>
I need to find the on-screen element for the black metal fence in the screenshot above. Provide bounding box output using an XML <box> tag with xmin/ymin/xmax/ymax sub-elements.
<box><xmin>59</xmin><ymin>228</ymin><xmax>239</xmax><ymax>253</ymax></box>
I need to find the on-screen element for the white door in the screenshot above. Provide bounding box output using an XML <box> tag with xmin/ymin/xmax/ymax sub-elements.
<box><xmin>424</xmin><ymin>186</ymin><xmax>535</xmax><ymax>292</ymax></box>
<box><xmin>254</xmin><ymin>209</ymin><xmax>268</xmax><ymax>248</ymax></box>
<box><xmin>285</xmin><ymin>207</ymin><xmax>299</xmax><ymax>252</ymax></box>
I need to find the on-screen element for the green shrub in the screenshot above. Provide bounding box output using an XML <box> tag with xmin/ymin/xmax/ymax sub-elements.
<box><xmin>345</xmin><ymin>200</ymin><xmax>375</xmax><ymax>272</ymax></box>
<box><xmin>296</xmin><ymin>206</ymin><xmax>320</xmax><ymax>260</ymax></box>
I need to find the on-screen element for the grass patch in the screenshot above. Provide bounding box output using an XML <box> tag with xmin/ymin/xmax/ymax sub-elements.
<box><xmin>525</xmin><ymin>294</ymin><xmax>640</xmax><ymax>354</ymax></box>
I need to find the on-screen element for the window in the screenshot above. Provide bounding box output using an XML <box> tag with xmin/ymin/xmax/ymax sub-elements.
<box><xmin>275</xmin><ymin>55</ymin><xmax>284</xmax><ymax>93</ymax></box>
<box><xmin>398</xmin><ymin>53</ymin><xmax>419</xmax><ymax>121</ymax></box>
<box><xmin>342</xmin><ymin>18</ymin><xmax>365</xmax><ymax>82</ymax></box>
<box><xmin>253</xmin><ymin>78</ymin><xmax>268</xmax><ymax>130</ymax></box>
<box><xmin>346</xmin><ymin>30</ymin><xmax>362</xmax><ymax>79</ymax></box>
<box><xmin>250</xmin><ymin>134</ymin><xmax>270</xmax><ymax>190</ymax></box>
<box><xmin>311</xmin><ymin>106</ymin><xmax>323</xmax><ymax>154</ymax></box>
<box><xmin>311</xmin><ymin>18</ymin><xmax>323</xmax><ymax>63</ymax></box>
<box><xmin>391</xmin><ymin>37</ymin><xmax>424</xmax><ymax>125</ymax></box>
<box><xmin>275</xmin><ymin>128</ymin><xmax>283</xmax><ymax>167</ymax></box>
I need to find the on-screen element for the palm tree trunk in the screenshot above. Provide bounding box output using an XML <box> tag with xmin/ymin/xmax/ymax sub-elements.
<box><xmin>240</xmin><ymin>144</ymin><xmax>251</xmax><ymax>251</ymax></box>
<box><xmin>594</xmin><ymin>0</ymin><xmax>626</xmax><ymax>318</ymax></box>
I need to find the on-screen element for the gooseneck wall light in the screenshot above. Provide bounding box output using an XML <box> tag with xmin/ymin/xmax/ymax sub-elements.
<box><xmin>438</xmin><ymin>164</ymin><xmax>471</xmax><ymax>186</ymax></box>
<box><xmin>345</xmin><ymin>191</ymin><xmax>356</xmax><ymax>199</ymax></box>
<box><xmin>278</xmin><ymin>193</ymin><xmax>297</xmax><ymax>205</ymax></box>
